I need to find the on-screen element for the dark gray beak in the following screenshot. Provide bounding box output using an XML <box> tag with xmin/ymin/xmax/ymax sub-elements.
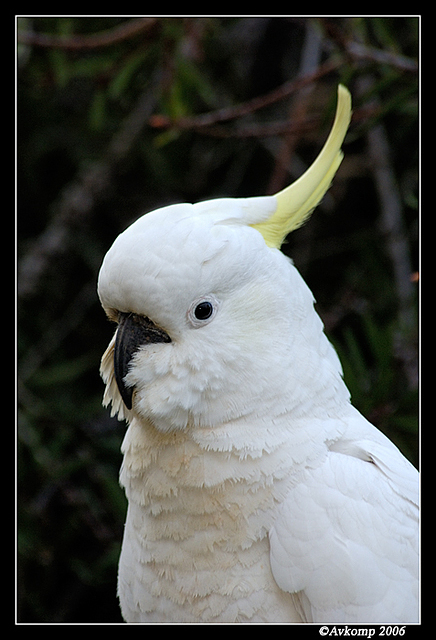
<box><xmin>114</xmin><ymin>312</ymin><xmax>171</xmax><ymax>410</ymax></box>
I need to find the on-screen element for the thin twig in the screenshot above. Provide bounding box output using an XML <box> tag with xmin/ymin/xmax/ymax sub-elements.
<box><xmin>346</xmin><ymin>41</ymin><xmax>418</xmax><ymax>73</ymax></box>
<box><xmin>17</xmin><ymin>17</ymin><xmax>157</xmax><ymax>50</ymax></box>
<box><xmin>155</xmin><ymin>105</ymin><xmax>378</xmax><ymax>140</ymax></box>
<box><xmin>187</xmin><ymin>116</ymin><xmax>319</xmax><ymax>139</ymax></box>
<box><xmin>150</xmin><ymin>57</ymin><xmax>341</xmax><ymax>131</ymax></box>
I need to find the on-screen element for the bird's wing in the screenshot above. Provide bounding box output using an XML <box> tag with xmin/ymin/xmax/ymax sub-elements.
<box><xmin>269</xmin><ymin>439</ymin><xmax>419</xmax><ymax>623</ymax></box>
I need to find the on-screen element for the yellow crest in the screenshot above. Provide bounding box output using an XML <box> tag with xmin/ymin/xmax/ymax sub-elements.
<box><xmin>251</xmin><ymin>85</ymin><xmax>352</xmax><ymax>249</ymax></box>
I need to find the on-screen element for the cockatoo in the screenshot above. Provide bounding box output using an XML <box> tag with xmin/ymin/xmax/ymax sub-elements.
<box><xmin>98</xmin><ymin>86</ymin><xmax>419</xmax><ymax>623</ymax></box>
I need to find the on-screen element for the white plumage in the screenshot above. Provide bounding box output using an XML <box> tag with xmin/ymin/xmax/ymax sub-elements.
<box><xmin>97</xmin><ymin>86</ymin><xmax>419</xmax><ymax>623</ymax></box>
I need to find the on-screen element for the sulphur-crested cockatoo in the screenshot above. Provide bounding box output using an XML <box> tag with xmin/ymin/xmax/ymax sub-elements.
<box><xmin>98</xmin><ymin>86</ymin><xmax>419</xmax><ymax>623</ymax></box>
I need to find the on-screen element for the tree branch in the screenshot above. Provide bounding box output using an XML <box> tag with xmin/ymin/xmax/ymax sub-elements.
<box><xmin>358</xmin><ymin>76</ymin><xmax>418</xmax><ymax>389</ymax></box>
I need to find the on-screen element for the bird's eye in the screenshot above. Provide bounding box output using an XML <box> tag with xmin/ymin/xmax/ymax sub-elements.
<box><xmin>188</xmin><ymin>295</ymin><xmax>219</xmax><ymax>327</ymax></box>
<box><xmin>194</xmin><ymin>301</ymin><xmax>213</xmax><ymax>320</ymax></box>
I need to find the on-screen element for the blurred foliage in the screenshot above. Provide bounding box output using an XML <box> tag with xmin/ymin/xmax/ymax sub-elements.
<box><xmin>17</xmin><ymin>17</ymin><xmax>419</xmax><ymax>623</ymax></box>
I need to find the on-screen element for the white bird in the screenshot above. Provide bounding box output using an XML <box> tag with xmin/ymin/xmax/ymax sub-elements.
<box><xmin>98</xmin><ymin>86</ymin><xmax>419</xmax><ymax>623</ymax></box>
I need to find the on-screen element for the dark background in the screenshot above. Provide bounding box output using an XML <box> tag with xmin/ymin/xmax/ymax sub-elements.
<box><xmin>17</xmin><ymin>16</ymin><xmax>419</xmax><ymax>623</ymax></box>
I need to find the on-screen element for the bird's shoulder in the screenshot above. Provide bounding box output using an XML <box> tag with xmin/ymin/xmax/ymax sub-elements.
<box><xmin>269</xmin><ymin>425</ymin><xmax>419</xmax><ymax>622</ymax></box>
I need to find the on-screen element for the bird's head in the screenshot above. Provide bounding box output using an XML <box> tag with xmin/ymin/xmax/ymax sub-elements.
<box><xmin>98</xmin><ymin>86</ymin><xmax>352</xmax><ymax>432</ymax></box>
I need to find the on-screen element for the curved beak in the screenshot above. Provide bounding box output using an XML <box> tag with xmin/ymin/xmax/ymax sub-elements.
<box><xmin>114</xmin><ymin>312</ymin><xmax>171</xmax><ymax>410</ymax></box>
